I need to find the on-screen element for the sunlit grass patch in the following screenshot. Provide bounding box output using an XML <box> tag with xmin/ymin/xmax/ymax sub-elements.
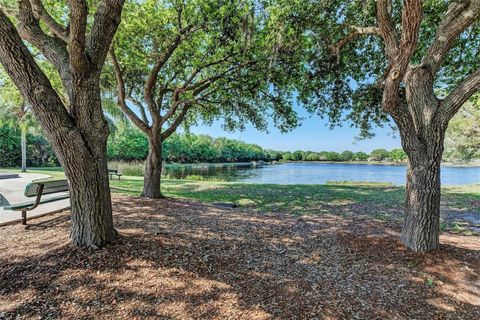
<box><xmin>237</xmin><ymin>198</ymin><xmax>256</xmax><ymax>206</ymax></box>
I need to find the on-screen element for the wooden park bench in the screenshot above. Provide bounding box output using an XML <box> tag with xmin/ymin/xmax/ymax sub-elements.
<box><xmin>3</xmin><ymin>179</ymin><xmax>70</xmax><ymax>225</ymax></box>
<box><xmin>108</xmin><ymin>169</ymin><xmax>123</xmax><ymax>180</ymax></box>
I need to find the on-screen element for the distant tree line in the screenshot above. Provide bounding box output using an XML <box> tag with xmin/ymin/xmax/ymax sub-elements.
<box><xmin>107</xmin><ymin>124</ymin><xmax>407</xmax><ymax>164</ymax></box>
<box><xmin>280</xmin><ymin>148</ymin><xmax>407</xmax><ymax>163</ymax></box>
<box><xmin>0</xmin><ymin>122</ymin><xmax>480</xmax><ymax>167</ymax></box>
<box><xmin>0</xmin><ymin>120</ymin><xmax>477</xmax><ymax>168</ymax></box>
<box><xmin>107</xmin><ymin>123</ymin><xmax>281</xmax><ymax>163</ymax></box>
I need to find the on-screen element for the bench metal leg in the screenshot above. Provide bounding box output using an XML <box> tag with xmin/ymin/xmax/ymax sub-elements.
<box><xmin>22</xmin><ymin>210</ymin><xmax>27</xmax><ymax>225</ymax></box>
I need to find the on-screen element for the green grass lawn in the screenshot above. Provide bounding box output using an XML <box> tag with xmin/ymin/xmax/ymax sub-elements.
<box><xmin>110</xmin><ymin>177</ymin><xmax>479</xmax><ymax>218</ymax></box>
<box><xmin>3</xmin><ymin>167</ymin><xmax>479</xmax><ymax>225</ymax></box>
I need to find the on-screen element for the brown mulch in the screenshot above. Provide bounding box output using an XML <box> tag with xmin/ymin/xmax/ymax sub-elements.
<box><xmin>0</xmin><ymin>196</ymin><xmax>479</xmax><ymax>319</ymax></box>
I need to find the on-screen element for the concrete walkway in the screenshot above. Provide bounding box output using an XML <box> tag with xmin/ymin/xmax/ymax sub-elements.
<box><xmin>0</xmin><ymin>173</ymin><xmax>70</xmax><ymax>226</ymax></box>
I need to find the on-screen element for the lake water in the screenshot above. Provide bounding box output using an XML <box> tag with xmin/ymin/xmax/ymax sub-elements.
<box><xmin>164</xmin><ymin>162</ymin><xmax>480</xmax><ymax>186</ymax></box>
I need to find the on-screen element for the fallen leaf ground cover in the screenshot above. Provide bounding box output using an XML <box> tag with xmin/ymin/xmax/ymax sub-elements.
<box><xmin>1</xmin><ymin>194</ymin><xmax>479</xmax><ymax>319</ymax></box>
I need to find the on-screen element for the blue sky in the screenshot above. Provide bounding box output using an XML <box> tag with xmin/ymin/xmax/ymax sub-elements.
<box><xmin>189</xmin><ymin>106</ymin><xmax>401</xmax><ymax>153</ymax></box>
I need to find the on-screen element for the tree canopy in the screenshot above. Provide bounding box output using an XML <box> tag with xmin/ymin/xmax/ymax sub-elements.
<box><xmin>102</xmin><ymin>0</ymin><xmax>304</xmax><ymax>197</ymax></box>
<box><xmin>104</xmin><ymin>0</ymin><xmax>300</xmax><ymax>135</ymax></box>
<box><xmin>267</xmin><ymin>0</ymin><xmax>480</xmax><ymax>137</ymax></box>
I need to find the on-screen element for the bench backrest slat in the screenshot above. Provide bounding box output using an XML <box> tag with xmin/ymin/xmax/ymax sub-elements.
<box><xmin>108</xmin><ymin>169</ymin><xmax>118</xmax><ymax>174</ymax></box>
<box><xmin>24</xmin><ymin>179</ymin><xmax>69</xmax><ymax>197</ymax></box>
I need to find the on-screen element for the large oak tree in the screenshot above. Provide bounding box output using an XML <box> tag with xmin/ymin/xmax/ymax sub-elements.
<box><xmin>277</xmin><ymin>0</ymin><xmax>480</xmax><ymax>251</ymax></box>
<box><xmin>106</xmin><ymin>0</ymin><xmax>299</xmax><ymax>198</ymax></box>
<box><xmin>0</xmin><ymin>0</ymin><xmax>125</xmax><ymax>247</ymax></box>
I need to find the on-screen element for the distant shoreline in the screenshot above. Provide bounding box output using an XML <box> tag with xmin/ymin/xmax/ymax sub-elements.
<box><xmin>274</xmin><ymin>160</ymin><xmax>480</xmax><ymax>167</ymax></box>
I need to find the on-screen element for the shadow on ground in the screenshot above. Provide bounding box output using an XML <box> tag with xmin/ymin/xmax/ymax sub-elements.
<box><xmin>113</xmin><ymin>179</ymin><xmax>480</xmax><ymax>233</ymax></box>
<box><xmin>0</xmin><ymin>196</ymin><xmax>479</xmax><ymax>319</ymax></box>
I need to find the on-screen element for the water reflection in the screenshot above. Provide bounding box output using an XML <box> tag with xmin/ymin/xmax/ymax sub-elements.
<box><xmin>163</xmin><ymin>163</ymin><xmax>258</xmax><ymax>181</ymax></box>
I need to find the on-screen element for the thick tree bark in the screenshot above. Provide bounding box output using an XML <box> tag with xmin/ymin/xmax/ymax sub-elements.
<box><xmin>142</xmin><ymin>135</ymin><xmax>163</xmax><ymax>198</ymax></box>
<box><xmin>401</xmin><ymin>142</ymin><xmax>443</xmax><ymax>252</ymax></box>
<box><xmin>396</xmin><ymin>68</ymin><xmax>446</xmax><ymax>252</ymax></box>
<box><xmin>67</xmin><ymin>145</ymin><xmax>116</xmax><ymax>247</ymax></box>
<box><xmin>66</xmin><ymin>76</ymin><xmax>117</xmax><ymax>247</ymax></box>
<box><xmin>20</xmin><ymin>124</ymin><xmax>27</xmax><ymax>172</ymax></box>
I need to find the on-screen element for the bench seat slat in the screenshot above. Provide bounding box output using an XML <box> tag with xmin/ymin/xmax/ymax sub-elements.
<box><xmin>24</xmin><ymin>180</ymin><xmax>69</xmax><ymax>197</ymax></box>
<box><xmin>3</xmin><ymin>194</ymin><xmax>70</xmax><ymax>211</ymax></box>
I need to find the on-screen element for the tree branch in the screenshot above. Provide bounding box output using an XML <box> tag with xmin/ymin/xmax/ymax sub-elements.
<box><xmin>161</xmin><ymin>58</ymin><xmax>255</xmax><ymax>125</ymax></box>
<box><xmin>381</xmin><ymin>0</ymin><xmax>422</xmax><ymax>113</ymax></box>
<box><xmin>0</xmin><ymin>2</ymin><xmax>17</xmax><ymax>16</ymax></box>
<box><xmin>439</xmin><ymin>68</ymin><xmax>480</xmax><ymax>125</ymax></box>
<box><xmin>109</xmin><ymin>48</ymin><xmax>150</xmax><ymax>133</ymax></box>
<box><xmin>0</xmin><ymin>8</ymin><xmax>74</xmax><ymax>136</ymax></box>
<box><xmin>422</xmin><ymin>1</ymin><xmax>480</xmax><ymax>74</ymax></box>
<box><xmin>87</xmin><ymin>0</ymin><xmax>125</xmax><ymax>72</ymax></box>
<box><xmin>176</xmin><ymin>2</ymin><xmax>183</xmax><ymax>30</ymax></box>
<box><xmin>128</xmin><ymin>97</ymin><xmax>150</xmax><ymax>125</ymax></box>
<box><xmin>30</xmin><ymin>0</ymin><xmax>69</xmax><ymax>42</ymax></box>
<box><xmin>376</xmin><ymin>0</ymin><xmax>399</xmax><ymax>62</ymax></box>
<box><xmin>379</xmin><ymin>0</ymin><xmax>422</xmax><ymax>146</ymax></box>
<box><xmin>398</xmin><ymin>0</ymin><xmax>422</xmax><ymax>63</ymax></box>
<box><xmin>144</xmin><ymin>33</ymin><xmax>185</xmax><ymax>114</ymax></box>
<box><xmin>182</xmin><ymin>52</ymin><xmax>238</xmax><ymax>88</ymax></box>
<box><xmin>17</xmin><ymin>0</ymin><xmax>71</xmax><ymax>95</ymax></box>
<box><xmin>155</xmin><ymin>87</ymin><xmax>167</xmax><ymax>113</ymax></box>
<box><xmin>68</xmin><ymin>0</ymin><xmax>88</xmax><ymax>73</ymax></box>
<box><xmin>161</xmin><ymin>103</ymin><xmax>192</xmax><ymax>140</ymax></box>
<box><xmin>186</xmin><ymin>60</ymin><xmax>256</xmax><ymax>92</ymax></box>
<box><xmin>159</xmin><ymin>89</ymin><xmax>183</xmax><ymax>125</ymax></box>
<box><xmin>330</xmin><ymin>25</ymin><xmax>382</xmax><ymax>64</ymax></box>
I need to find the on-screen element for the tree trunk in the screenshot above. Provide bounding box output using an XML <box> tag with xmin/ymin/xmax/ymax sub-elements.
<box><xmin>64</xmin><ymin>76</ymin><xmax>117</xmax><ymax>248</ymax></box>
<box><xmin>384</xmin><ymin>65</ymin><xmax>449</xmax><ymax>252</ymax></box>
<box><xmin>67</xmin><ymin>151</ymin><xmax>116</xmax><ymax>248</ymax></box>
<box><xmin>401</xmin><ymin>147</ymin><xmax>443</xmax><ymax>252</ymax></box>
<box><xmin>397</xmin><ymin>69</ymin><xmax>446</xmax><ymax>252</ymax></box>
<box><xmin>0</xmin><ymin>4</ymin><xmax>123</xmax><ymax>249</ymax></box>
<box><xmin>142</xmin><ymin>135</ymin><xmax>163</xmax><ymax>198</ymax></box>
<box><xmin>20</xmin><ymin>124</ymin><xmax>27</xmax><ymax>173</ymax></box>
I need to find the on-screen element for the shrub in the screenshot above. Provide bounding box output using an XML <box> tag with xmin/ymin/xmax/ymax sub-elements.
<box><xmin>107</xmin><ymin>124</ymin><xmax>149</xmax><ymax>161</ymax></box>
<box><xmin>185</xmin><ymin>174</ymin><xmax>206</xmax><ymax>181</ymax></box>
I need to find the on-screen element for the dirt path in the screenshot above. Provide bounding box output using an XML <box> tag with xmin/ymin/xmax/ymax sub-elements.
<box><xmin>0</xmin><ymin>196</ymin><xmax>478</xmax><ymax>319</ymax></box>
